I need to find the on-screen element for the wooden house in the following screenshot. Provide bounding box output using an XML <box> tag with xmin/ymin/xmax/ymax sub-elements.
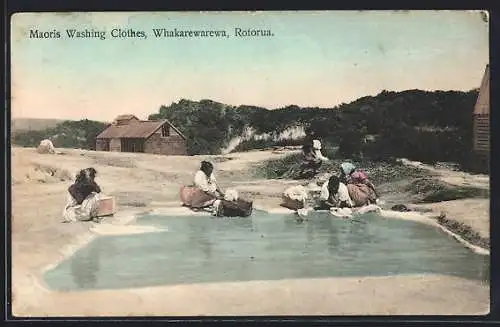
<box><xmin>473</xmin><ymin>65</ymin><xmax>490</xmax><ymax>157</ymax></box>
<box><xmin>96</xmin><ymin>114</ymin><xmax>187</xmax><ymax>155</ymax></box>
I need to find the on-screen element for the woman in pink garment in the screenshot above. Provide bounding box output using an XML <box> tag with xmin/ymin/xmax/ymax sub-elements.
<box><xmin>339</xmin><ymin>162</ymin><xmax>379</xmax><ymax>207</ymax></box>
<box><xmin>180</xmin><ymin>161</ymin><xmax>225</xmax><ymax>209</ymax></box>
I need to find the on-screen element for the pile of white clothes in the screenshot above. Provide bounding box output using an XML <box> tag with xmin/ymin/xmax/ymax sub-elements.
<box><xmin>37</xmin><ymin>139</ymin><xmax>56</xmax><ymax>154</ymax></box>
<box><xmin>329</xmin><ymin>204</ymin><xmax>382</xmax><ymax>218</ymax></box>
<box><xmin>283</xmin><ymin>185</ymin><xmax>309</xmax><ymax>202</ymax></box>
<box><xmin>212</xmin><ymin>188</ymin><xmax>239</xmax><ymax>216</ymax></box>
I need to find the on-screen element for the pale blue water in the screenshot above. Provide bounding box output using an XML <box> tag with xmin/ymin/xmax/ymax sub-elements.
<box><xmin>44</xmin><ymin>210</ymin><xmax>489</xmax><ymax>291</ymax></box>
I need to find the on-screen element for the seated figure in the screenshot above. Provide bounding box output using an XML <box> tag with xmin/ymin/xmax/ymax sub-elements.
<box><xmin>180</xmin><ymin>161</ymin><xmax>224</xmax><ymax>210</ymax></box>
<box><xmin>317</xmin><ymin>175</ymin><xmax>353</xmax><ymax>210</ymax></box>
<box><xmin>63</xmin><ymin>168</ymin><xmax>102</xmax><ymax>222</ymax></box>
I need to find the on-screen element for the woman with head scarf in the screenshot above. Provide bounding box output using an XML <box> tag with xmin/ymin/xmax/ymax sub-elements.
<box><xmin>180</xmin><ymin>161</ymin><xmax>225</xmax><ymax>209</ymax></box>
<box><xmin>299</xmin><ymin>141</ymin><xmax>328</xmax><ymax>178</ymax></box>
<box><xmin>312</xmin><ymin>139</ymin><xmax>329</xmax><ymax>162</ymax></box>
<box><xmin>62</xmin><ymin>167</ymin><xmax>102</xmax><ymax>222</ymax></box>
<box><xmin>339</xmin><ymin>162</ymin><xmax>379</xmax><ymax>207</ymax></box>
<box><xmin>318</xmin><ymin>175</ymin><xmax>353</xmax><ymax>209</ymax></box>
<box><xmin>299</xmin><ymin>127</ymin><xmax>330</xmax><ymax>176</ymax></box>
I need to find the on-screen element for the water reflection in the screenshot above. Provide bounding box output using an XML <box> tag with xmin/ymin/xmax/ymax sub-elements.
<box><xmin>46</xmin><ymin>212</ymin><xmax>490</xmax><ymax>291</ymax></box>
<box><xmin>70</xmin><ymin>238</ymin><xmax>105</xmax><ymax>289</ymax></box>
<box><xmin>187</xmin><ymin>220</ymin><xmax>213</xmax><ymax>261</ymax></box>
<box><xmin>325</xmin><ymin>217</ymin><xmax>340</xmax><ymax>254</ymax></box>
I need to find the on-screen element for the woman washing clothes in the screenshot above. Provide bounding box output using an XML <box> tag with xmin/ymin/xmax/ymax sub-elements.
<box><xmin>180</xmin><ymin>161</ymin><xmax>225</xmax><ymax>210</ymax></box>
<box><xmin>62</xmin><ymin>167</ymin><xmax>102</xmax><ymax>222</ymax></box>
<box><xmin>300</xmin><ymin>143</ymin><xmax>322</xmax><ymax>176</ymax></box>
<box><xmin>317</xmin><ymin>175</ymin><xmax>353</xmax><ymax>210</ymax></box>
<box><xmin>339</xmin><ymin>162</ymin><xmax>379</xmax><ymax>207</ymax></box>
<box><xmin>299</xmin><ymin>140</ymin><xmax>329</xmax><ymax>178</ymax></box>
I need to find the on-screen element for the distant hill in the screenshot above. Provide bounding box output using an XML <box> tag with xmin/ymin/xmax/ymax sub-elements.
<box><xmin>12</xmin><ymin>119</ymin><xmax>108</xmax><ymax>150</ymax></box>
<box><xmin>11</xmin><ymin>118</ymin><xmax>66</xmax><ymax>135</ymax></box>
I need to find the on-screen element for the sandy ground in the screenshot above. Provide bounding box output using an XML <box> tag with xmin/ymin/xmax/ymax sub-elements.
<box><xmin>10</xmin><ymin>147</ymin><xmax>490</xmax><ymax>317</ymax></box>
<box><xmin>397</xmin><ymin>158</ymin><xmax>490</xmax><ymax>241</ymax></box>
<box><xmin>417</xmin><ymin>199</ymin><xmax>490</xmax><ymax>240</ymax></box>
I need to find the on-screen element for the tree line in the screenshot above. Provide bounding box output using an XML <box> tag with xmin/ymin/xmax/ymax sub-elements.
<box><xmin>149</xmin><ymin>89</ymin><xmax>479</xmax><ymax>167</ymax></box>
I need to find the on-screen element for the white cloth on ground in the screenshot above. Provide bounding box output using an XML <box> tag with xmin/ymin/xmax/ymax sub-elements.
<box><xmin>194</xmin><ymin>170</ymin><xmax>217</xmax><ymax>193</ymax></box>
<box><xmin>355</xmin><ymin>204</ymin><xmax>382</xmax><ymax>215</ymax></box>
<box><xmin>320</xmin><ymin>180</ymin><xmax>353</xmax><ymax>207</ymax></box>
<box><xmin>297</xmin><ymin>207</ymin><xmax>314</xmax><ymax>216</ymax></box>
<box><xmin>283</xmin><ymin>185</ymin><xmax>309</xmax><ymax>202</ymax></box>
<box><xmin>62</xmin><ymin>192</ymin><xmax>101</xmax><ymax>222</ymax></box>
<box><xmin>224</xmin><ymin>188</ymin><xmax>239</xmax><ymax>201</ymax></box>
<box><xmin>329</xmin><ymin>204</ymin><xmax>381</xmax><ymax>219</ymax></box>
<box><xmin>330</xmin><ymin>207</ymin><xmax>353</xmax><ymax>218</ymax></box>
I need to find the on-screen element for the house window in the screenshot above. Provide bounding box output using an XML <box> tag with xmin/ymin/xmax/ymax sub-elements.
<box><xmin>161</xmin><ymin>125</ymin><xmax>170</xmax><ymax>137</ymax></box>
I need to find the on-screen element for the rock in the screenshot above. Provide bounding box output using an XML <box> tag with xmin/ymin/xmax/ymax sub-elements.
<box><xmin>391</xmin><ymin>204</ymin><xmax>411</xmax><ymax>212</ymax></box>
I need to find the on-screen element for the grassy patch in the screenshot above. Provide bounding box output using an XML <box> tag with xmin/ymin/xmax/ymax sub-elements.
<box><xmin>406</xmin><ymin>178</ymin><xmax>489</xmax><ymax>203</ymax></box>
<box><xmin>254</xmin><ymin>151</ymin><xmax>429</xmax><ymax>183</ymax></box>
<box><xmin>436</xmin><ymin>214</ymin><xmax>489</xmax><ymax>249</ymax></box>
<box><xmin>253</xmin><ymin>153</ymin><xmax>303</xmax><ymax>179</ymax></box>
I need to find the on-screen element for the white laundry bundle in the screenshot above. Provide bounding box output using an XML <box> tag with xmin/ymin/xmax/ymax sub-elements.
<box><xmin>330</xmin><ymin>207</ymin><xmax>353</xmax><ymax>218</ymax></box>
<box><xmin>283</xmin><ymin>185</ymin><xmax>309</xmax><ymax>202</ymax></box>
<box><xmin>297</xmin><ymin>207</ymin><xmax>314</xmax><ymax>216</ymax></box>
<box><xmin>329</xmin><ymin>204</ymin><xmax>382</xmax><ymax>219</ymax></box>
<box><xmin>37</xmin><ymin>139</ymin><xmax>56</xmax><ymax>154</ymax></box>
<box><xmin>356</xmin><ymin>204</ymin><xmax>382</xmax><ymax>215</ymax></box>
<box><xmin>224</xmin><ymin>188</ymin><xmax>239</xmax><ymax>201</ymax></box>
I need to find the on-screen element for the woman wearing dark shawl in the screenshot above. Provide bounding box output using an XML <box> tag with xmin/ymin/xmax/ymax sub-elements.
<box><xmin>62</xmin><ymin>168</ymin><xmax>102</xmax><ymax>222</ymax></box>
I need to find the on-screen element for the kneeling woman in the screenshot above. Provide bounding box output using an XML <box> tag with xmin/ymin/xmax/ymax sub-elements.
<box><xmin>340</xmin><ymin>162</ymin><xmax>378</xmax><ymax>207</ymax></box>
<box><xmin>180</xmin><ymin>161</ymin><xmax>225</xmax><ymax>210</ymax></box>
<box><xmin>318</xmin><ymin>175</ymin><xmax>353</xmax><ymax>209</ymax></box>
<box><xmin>63</xmin><ymin>168</ymin><xmax>102</xmax><ymax>222</ymax></box>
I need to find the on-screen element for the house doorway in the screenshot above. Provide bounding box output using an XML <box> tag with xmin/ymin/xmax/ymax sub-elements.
<box><xmin>121</xmin><ymin>138</ymin><xmax>145</xmax><ymax>153</ymax></box>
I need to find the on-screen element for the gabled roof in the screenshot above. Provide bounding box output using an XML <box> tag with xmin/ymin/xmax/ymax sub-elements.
<box><xmin>96</xmin><ymin>119</ymin><xmax>186</xmax><ymax>140</ymax></box>
<box><xmin>114</xmin><ymin>114</ymin><xmax>139</xmax><ymax>121</ymax></box>
<box><xmin>163</xmin><ymin>118</ymin><xmax>186</xmax><ymax>140</ymax></box>
<box><xmin>474</xmin><ymin>64</ymin><xmax>489</xmax><ymax>115</ymax></box>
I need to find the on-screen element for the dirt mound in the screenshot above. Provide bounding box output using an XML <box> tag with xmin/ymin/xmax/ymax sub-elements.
<box><xmin>13</xmin><ymin>162</ymin><xmax>73</xmax><ymax>184</ymax></box>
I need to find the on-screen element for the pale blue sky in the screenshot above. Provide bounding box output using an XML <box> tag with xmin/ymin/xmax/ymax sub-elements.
<box><xmin>11</xmin><ymin>11</ymin><xmax>489</xmax><ymax>121</ymax></box>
